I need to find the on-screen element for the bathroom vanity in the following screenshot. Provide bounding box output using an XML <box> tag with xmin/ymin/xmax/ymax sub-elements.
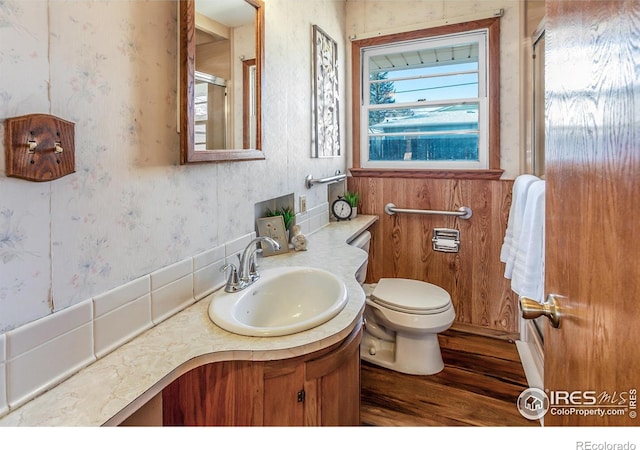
<box><xmin>0</xmin><ymin>216</ymin><xmax>377</xmax><ymax>427</ymax></box>
<box><xmin>162</xmin><ymin>323</ymin><xmax>361</xmax><ymax>426</ymax></box>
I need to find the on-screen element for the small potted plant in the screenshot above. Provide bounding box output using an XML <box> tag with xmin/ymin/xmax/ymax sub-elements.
<box><xmin>279</xmin><ymin>206</ymin><xmax>296</xmax><ymax>232</ymax></box>
<box><xmin>343</xmin><ymin>191</ymin><xmax>359</xmax><ymax>219</ymax></box>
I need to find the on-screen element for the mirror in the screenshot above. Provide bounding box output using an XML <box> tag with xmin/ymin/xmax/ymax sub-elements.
<box><xmin>179</xmin><ymin>0</ymin><xmax>264</xmax><ymax>164</ymax></box>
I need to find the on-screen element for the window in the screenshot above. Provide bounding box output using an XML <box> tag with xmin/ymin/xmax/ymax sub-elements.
<box><xmin>351</xmin><ymin>18</ymin><xmax>501</xmax><ymax>178</ymax></box>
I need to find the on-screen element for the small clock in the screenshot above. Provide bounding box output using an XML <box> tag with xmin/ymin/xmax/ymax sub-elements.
<box><xmin>331</xmin><ymin>197</ymin><xmax>353</xmax><ymax>221</ymax></box>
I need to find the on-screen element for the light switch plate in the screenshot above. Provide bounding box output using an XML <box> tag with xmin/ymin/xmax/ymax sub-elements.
<box><xmin>299</xmin><ymin>195</ymin><xmax>307</xmax><ymax>213</ymax></box>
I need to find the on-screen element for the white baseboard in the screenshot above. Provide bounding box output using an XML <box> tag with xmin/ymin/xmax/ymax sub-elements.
<box><xmin>515</xmin><ymin>340</ymin><xmax>543</xmax><ymax>390</ymax></box>
<box><xmin>516</xmin><ymin>318</ymin><xmax>545</xmax><ymax>426</ymax></box>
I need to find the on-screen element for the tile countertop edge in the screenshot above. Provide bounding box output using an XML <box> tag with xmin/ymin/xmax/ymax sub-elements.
<box><xmin>0</xmin><ymin>215</ymin><xmax>378</xmax><ymax>427</ymax></box>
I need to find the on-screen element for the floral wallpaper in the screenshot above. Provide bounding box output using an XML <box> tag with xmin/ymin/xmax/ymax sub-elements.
<box><xmin>0</xmin><ymin>0</ymin><xmax>347</xmax><ymax>333</ymax></box>
<box><xmin>1</xmin><ymin>0</ymin><xmax>520</xmax><ymax>334</ymax></box>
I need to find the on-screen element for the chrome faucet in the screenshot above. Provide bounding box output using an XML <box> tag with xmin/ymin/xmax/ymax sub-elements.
<box><xmin>239</xmin><ymin>237</ymin><xmax>280</xmax><ymax>282</ymax></box>
<box><xmin>220</xmin><ymin>237</ymin><xmax>280</xmax><ymax>292</ymax></box>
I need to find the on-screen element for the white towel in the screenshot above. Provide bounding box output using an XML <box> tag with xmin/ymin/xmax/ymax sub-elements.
<box><xmin>510</xmin><ymin>180</ymin><xmax>545</xmax><ymax>303</ymax></box>
<box><xmin>501</xmin><ymin>174</ymin><xmax>540</xmax><ymax>278</ymax></box>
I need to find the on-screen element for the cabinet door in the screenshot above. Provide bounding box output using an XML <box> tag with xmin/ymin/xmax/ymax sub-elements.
<box><xmin>304</xmin><ymin>324</ymin><xmax>362</xmax><ymax>426</ymax></box>
<box><xmin>262</xmin><ymin>361</ymin><xmax>305</xmax><ymax>426</ymax></box>
<box><xmin>162</xmin><ymin>360</ymin><xmax>262</xmax><ymax>426</ymax></box>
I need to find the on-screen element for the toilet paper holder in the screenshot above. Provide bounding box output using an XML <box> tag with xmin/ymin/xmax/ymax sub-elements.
<box><xmin>432</xmin><ymin>228</ymin><xmax>460</xmax><ymax>253</ymax></box>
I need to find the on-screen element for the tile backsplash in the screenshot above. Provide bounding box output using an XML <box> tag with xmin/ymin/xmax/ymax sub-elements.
<box><xmin>93</xmin><ymin>276</ymin><xmax>152</xmax><ymax>359</ymax></box>
<box><xmin>193</xmin><ymin>244</ymin><xmax>226</xmax><ymax>300</ymax></box>
<box><xmin>5</xmin><ymin>300</ymin><xmax>95</xmax><ymax>410</ymax></box>
<box><xmin>150</xmin><ymin>259</ymin><xmax>194</xmax><ymax>324</ymax></box>
<box><xmin>0</xmin><ymin>204</ymin><xmax>328</xmax><ymax>418</ymax></box>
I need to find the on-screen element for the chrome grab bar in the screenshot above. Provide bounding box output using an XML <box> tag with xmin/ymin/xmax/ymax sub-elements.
<box><xmin>384</xmin><ymin>203</ymin><xmax>473</xmax><ymax>220</ymax></box>
<box><xmin>305</xmin><ymin>170</ymin><xmax>346</xmax><ymax>189</ymax></box>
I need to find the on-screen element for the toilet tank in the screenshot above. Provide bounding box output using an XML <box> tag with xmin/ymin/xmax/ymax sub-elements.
<box><xmin>349</xmin><ymin>230</ymin><xmax>371</xmax><ymax>285</ymax></box>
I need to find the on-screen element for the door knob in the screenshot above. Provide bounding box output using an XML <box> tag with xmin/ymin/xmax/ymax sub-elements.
<box><xmin>519</xmin><ymin>294</ymin><xmax>561</xmax><ymax>328</ymax></box>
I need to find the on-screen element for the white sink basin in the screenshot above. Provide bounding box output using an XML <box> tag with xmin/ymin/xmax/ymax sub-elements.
<box><xmin>208</xmin><ymin>266</ymin><xmax>349</xmax><ymax>337</ymax></box>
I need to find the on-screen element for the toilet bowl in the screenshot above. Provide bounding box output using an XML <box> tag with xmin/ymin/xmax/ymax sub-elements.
<box><xmin>350</xmin><ymin>231</ymin><xmax>455</xmax><ymax>375</ymax></box>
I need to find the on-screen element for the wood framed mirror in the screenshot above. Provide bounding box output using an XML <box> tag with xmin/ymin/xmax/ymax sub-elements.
<box><xmin>179</xmin><ymin>0</ymin><xmax>264</xmax><ymax>164</ymax></box>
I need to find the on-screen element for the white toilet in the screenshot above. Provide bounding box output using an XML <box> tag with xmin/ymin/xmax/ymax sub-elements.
<box><xmin>351</xmin><ymin>230</ymin><xmax>455</xmax><ymax>375</ymax></box>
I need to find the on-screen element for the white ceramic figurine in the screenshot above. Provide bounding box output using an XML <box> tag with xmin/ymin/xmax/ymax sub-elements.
<box><xmin>290</xmin><ymin>224</ymin><xmax>308</xmax><ymax>251</ymax></box>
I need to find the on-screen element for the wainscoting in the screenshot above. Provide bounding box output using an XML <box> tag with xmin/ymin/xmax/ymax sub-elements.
<box><xmin>348</xmin><ymin>177</ymin><xmax>517</xmax><ymax>334</ymax></box>
<box><xmin>360</xmin><ymin>327</ymin><xmax>536</xmax><ymax>426</ymax></box>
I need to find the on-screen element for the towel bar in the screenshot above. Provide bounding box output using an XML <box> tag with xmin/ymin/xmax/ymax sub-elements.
<box><xmin>384</xmin><ymin>203</ymin><xmax>472</xmax><ymax>219</ymax></box>
<box><xmin>305</xmin><ymin>170</ymin><xmax>346</xmax><ymax>189</ymax></box>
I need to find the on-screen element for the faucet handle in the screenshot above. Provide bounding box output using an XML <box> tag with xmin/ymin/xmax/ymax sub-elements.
<box><xmin>220</xmin><ymin>263</ymin><xmax>240</xmax><ymax>292</ymax></box>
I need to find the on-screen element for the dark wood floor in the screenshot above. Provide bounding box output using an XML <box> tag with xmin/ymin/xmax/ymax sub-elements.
<box><xmin>360</xmin><ymin>328</ymin><xmax>538</xmax><ymax>426</ymax></box>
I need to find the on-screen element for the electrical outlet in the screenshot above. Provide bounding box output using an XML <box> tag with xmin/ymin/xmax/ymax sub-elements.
<box><xmin>299</xmin><ymin>195</ymin><xmax>307</xmax><ymax>213</ymax></box>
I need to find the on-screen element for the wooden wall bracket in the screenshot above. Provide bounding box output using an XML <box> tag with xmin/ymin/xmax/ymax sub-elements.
<box><xmin>5</xmin><ymin>114</ymin><xmax>75</xmax><ymax>182</ymax></box>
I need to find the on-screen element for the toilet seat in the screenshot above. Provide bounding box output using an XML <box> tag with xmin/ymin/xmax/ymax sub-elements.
<box><xmin>371</xmin><ymin>278</ymin><xmax>451</xmax><ymax>315</ymax></box>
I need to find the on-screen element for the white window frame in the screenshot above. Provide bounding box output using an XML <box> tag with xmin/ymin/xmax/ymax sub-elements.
<box><xmin>357</xmin><ymin>27</ymin><xmax>495</xmax><ymax>172</ymax></box>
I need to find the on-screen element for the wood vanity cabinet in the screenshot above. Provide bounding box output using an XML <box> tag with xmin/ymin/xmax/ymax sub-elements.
<box><xmin>162</xmin><ymin>322</ymin><xmax>362</xmax><ymax>426</ymax></box>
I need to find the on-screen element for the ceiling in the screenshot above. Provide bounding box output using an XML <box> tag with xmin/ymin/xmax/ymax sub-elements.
<box><xmin>195</xmin><ymin>0</ymin><xmax>255</xmax><ymax>28</ymax></box>
<box><xmin>369</xmin><ymin>44</ymin><xmax>479</xmax><ymax>74</ymax></box>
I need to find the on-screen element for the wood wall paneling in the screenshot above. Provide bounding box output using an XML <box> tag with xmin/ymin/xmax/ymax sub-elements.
<box><xmin>349</xmin><ymin>177</ymin><xmax>517</xmax><ymax>334</ymax></box>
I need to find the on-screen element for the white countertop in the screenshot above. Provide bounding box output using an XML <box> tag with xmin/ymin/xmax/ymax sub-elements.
<box><xmin>0</xmin><ymin>215</ymin><xmax>377</xmax><ymax>426</ymax></box>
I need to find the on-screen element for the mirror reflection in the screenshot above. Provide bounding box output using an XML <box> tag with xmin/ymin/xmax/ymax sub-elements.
<box><xmin>195</xmin><ymin>71</ymin><xmax>228</xmax><ymax>150</ymax></box>
<box><xmin>180</xmin><ymin>0</ymin><xmax>264</xmax><ymax>164</ymax></box>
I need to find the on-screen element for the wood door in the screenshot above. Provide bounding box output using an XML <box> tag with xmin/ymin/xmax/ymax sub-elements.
<box><xmin>543</xmin><ymin>0</ymin><xmax>640</xmax><ymax>426</ymax></box>
<box><xmin>304</xmin><ymin>324</ymin><xmax>362</xmax><ymax>426</ymax></box>
<box><xmin>262</xmin><ymin>360</ymin><xmax>305</xmax><ymax>426</ymax></box>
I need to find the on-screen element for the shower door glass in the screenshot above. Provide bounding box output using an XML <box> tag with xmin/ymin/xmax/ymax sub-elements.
<box><xmin>195</xmin><ymin>72</ymin><xmax>228</xmax><ymax>150</ymax></box>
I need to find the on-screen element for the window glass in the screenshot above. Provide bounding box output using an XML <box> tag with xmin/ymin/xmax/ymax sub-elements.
<box><xmin>369</xmin><ymin>103</ymin><xmax>479</xmax><ymax>162</ymax></box>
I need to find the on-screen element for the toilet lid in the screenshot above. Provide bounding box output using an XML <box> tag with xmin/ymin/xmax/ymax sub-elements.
<box><xmin>371</xmin><ymin>278</ymin><xmax>451</xmax><ymax>314</ymax></box>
